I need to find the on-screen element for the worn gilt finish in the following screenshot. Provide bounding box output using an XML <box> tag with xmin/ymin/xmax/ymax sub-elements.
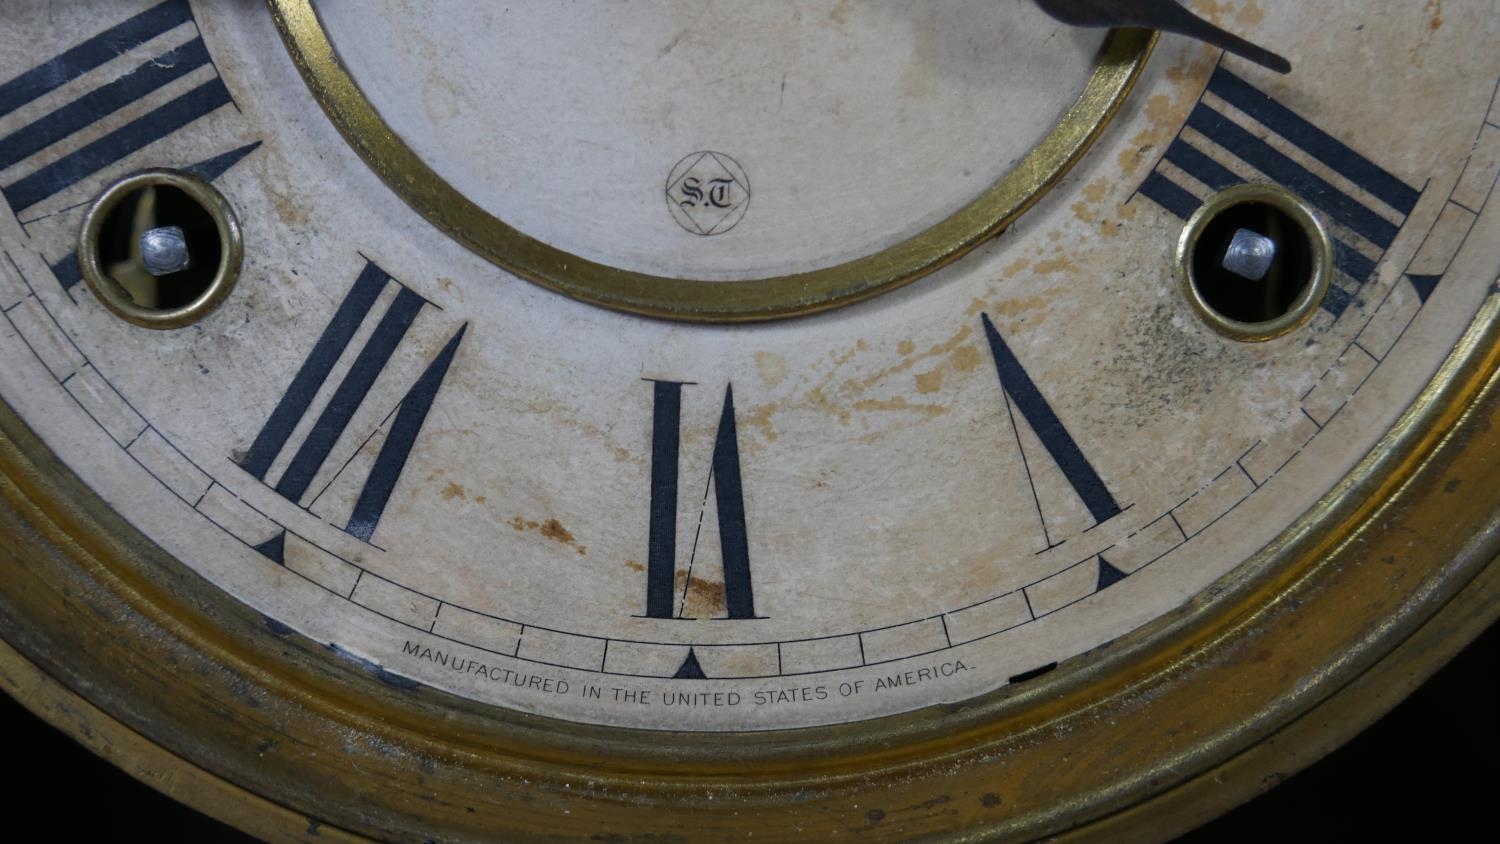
<box><xmin>0</xmin><ymin>287</ymin><xmax>1495</xmax><ymax>839</ymax></box>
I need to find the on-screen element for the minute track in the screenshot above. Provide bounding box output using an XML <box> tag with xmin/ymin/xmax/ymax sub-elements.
<box><xmin>4</xmin><ymin>203</ymin><xmax>1487</xmax><ymax>691</ymax></box>
<box><xmin>0</xmin><ymin>68</ymin><xmax>1489</xmax><ymax>721</ymax></box>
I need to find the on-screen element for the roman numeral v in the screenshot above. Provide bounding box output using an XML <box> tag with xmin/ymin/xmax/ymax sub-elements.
<box><xmin>983</xmin><ymin>314</ymin><xmax>1125</xmax><ymax>550</ymax></box>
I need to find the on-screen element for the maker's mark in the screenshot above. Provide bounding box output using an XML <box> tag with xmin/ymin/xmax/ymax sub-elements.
<box><xmin>666</xmin><ymin>151</ymin><xmax>750</xmax><ymax>237</ymax></box>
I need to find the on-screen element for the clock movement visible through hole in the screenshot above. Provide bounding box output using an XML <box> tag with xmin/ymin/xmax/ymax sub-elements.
<box><xmin>78</xmin><ymin>169</ymin><xmax>243</xmax><ymax>330</ymax></box>
<box><xmin>1178</xmin><ymin>184</ymin><xmax>1334</xmax><ymax>342</ymax></box>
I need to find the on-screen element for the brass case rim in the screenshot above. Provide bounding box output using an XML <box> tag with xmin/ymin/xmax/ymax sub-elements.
<box><xmin>77</xmin><ymin>169</ymin><xmax>244</xmax><ymax>331</ymax></box>
<box><xmin>0</xmin><ymin>278</ymin><xmax>1496</xmax><ymax>839</ymax></box>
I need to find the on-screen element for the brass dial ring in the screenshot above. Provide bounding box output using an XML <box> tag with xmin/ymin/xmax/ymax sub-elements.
<box><xmin>269</xmin><ymin>0</ymin><xmax>1154</xmax><ymax>322</ymax></box>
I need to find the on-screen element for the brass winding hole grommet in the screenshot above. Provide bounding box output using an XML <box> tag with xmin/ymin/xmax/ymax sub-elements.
<box><xmin>78</xmin><ymin>169</ymin><xmax>243</xmax><ymax>330</ymax></box>
<box><xmin>1177</xmin><ymin>183</ymin><xmax>1334</xmax><ymax>342</ymax></box>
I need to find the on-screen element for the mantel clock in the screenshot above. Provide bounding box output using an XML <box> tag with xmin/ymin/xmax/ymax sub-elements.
<box><xmin>0</xmin><ymin>2</ymin><xmax>1496</xmax><ymax>840</ymax></box>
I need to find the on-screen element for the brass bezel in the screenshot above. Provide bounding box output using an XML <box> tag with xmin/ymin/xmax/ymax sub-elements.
<box><xmin>0</xmin><ymin>277</ymin><xmax>1496</xmax><ymax>839</ymax></box>
<box><xmin>77</xmin><ymin>169</ymin><xmax>244</xmax><ymax>330</ymax></box>
<box><xmin>267</xmin><ymin>0</ymin><xmax>1155</xmax><ymax>322</ymax></box>
<box><xmin>1177</xmin><ymin>183</ymin><xmax>1335</xmax><ymax>342</ymax></box>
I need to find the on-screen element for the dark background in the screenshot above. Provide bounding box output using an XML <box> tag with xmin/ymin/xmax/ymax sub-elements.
<box><xmin>4</xmin><ymin>622</ymin><xmax>1495</xmax><ymax>841</ymax></box>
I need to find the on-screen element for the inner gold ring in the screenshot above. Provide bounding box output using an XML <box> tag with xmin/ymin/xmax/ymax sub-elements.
<box><xmin>269</xmin><ymin>1</ymin><xmax>1154</xmax><ymax>322</ymax></box>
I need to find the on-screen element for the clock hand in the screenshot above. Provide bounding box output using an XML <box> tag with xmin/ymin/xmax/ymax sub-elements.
<box><xmin>1033</xmin><ymin>0</ymin><xmax>1292</xmax><ymax>74</ymax></box>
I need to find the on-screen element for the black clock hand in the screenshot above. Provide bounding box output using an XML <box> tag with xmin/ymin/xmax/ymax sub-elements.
<box><xmin>1033</xmin><ymin>0</ymin><xmax>1292</xmax><ymax>74</ymax></box>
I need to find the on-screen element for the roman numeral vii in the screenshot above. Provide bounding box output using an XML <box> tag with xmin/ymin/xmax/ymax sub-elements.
<box><xmin>237</xmin><ymin>260</ymin><xmax>465</xmax><ymax>543</ymax></box>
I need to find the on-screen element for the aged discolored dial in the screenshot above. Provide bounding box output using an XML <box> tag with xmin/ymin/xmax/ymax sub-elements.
<box><xmin>0</xmin><ymin>1</ymin><xmax>1497</xmax><ymax>841</ymax></box>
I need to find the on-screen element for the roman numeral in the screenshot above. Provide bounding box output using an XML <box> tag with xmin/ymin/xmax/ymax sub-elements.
<box><xmin>644</xmin><ymin>381</ymin><xmax>758</xmax><ymax>620</ymax></box>
<box><xmin>983</xmin><ymin>314</ymin><xmax>1123</xmax><ymax>549</ymax></box>
<box><xmin>0</xmin><ymin>1</ymin><xmax>237</xmax><ymax>218</ymax></box>
<box><xmin>237</xmin><ymin>261</ymin><xmax>466</xmax><ymax>544</ymax></box>
<box><xmin>1140</xmin><ymin>65</ymin><xmax>1422</xmax><ymax>317</ymax></box>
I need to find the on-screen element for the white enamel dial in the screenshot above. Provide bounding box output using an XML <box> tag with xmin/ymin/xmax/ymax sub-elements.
<box><xmin>0</xmin><ymin>1</ymin><xmax>1496</xmax><ymax>734</ymax></box>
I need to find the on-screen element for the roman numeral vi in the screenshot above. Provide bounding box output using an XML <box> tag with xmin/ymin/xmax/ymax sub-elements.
<box><xmin>644</xmin><ymin>380</ymin><xmax>758</xmax><ymax>620</ymax></box>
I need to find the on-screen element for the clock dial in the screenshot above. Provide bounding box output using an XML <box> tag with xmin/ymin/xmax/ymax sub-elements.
<box><xmin>0</xmin><ymin>0</ymin><xmax>1498</xmax><ymax>839</ymax></box>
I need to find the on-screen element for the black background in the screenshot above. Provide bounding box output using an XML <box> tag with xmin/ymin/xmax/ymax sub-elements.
<box><xmin>3</xmin><ymin>622</ymin><xmax>1495</xmax><ymax>841</ymax></box>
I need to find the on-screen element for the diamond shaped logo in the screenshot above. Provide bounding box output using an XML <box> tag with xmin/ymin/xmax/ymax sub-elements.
<box><xmin>665</xmin><ymin>151</ymin><xmax>751</xmax><ymax>237</ymax></box>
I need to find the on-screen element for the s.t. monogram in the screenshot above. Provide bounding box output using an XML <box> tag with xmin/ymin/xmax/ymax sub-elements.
<box><xmin>665</xmin><ymin>150</ymin><xmax>750</xmax><ymax>237</ymax></box>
